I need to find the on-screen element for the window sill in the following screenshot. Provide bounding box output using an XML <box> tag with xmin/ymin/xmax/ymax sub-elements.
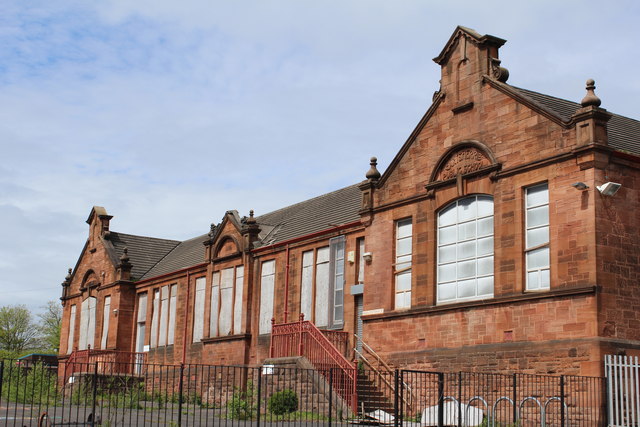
<box><xmin>202</xmin><ymin>333</ymin><xmax>250</xmax><ymax>344</ymax></box>
<box><xmin>362</xmin><ymin>285</ymin><xmax>597</xmax><ymax>322</ymax></box>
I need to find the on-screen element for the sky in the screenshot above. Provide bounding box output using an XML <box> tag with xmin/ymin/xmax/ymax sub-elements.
<box><xmin>1</xmin><ymin>0</ymin><xmax>639</xmax><ymax>313</ymax></box>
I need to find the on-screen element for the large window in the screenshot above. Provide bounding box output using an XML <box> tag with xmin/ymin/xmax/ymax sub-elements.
<box><xmin>78</xmin><ymin>297</ymin><xmax>96</xmax><ymax>350</ymax></box>
<box><xmin>259</xmin><ymin>260</ymin><xmax>276</xmax><ymax>334</ymax></box>
<box><xmin>150</xmin><ymin>285</ymin><xmax>177</xmax><ymax>348</ymax></box>
<box><xmin>193</xmin><ymin>277</ymin><xmax>206</xmax><ymax>342</ymax></box>
<box><xmin>394</xmin><ymin>219</ymin><xmax>412</xmax><ymax>309</ymax></box>
<box><xmin>525</xmin><ymin>184</ymin><xmax>550</xmax><ymax>290</ymax></box>
<box><xmin>437</xmin><ymin>195</ymin><xmax>494</xmax><ymax>303</ymax></box>
<box><xmin>67</xmin><ymin>304</ymin><xmax>76</xmax><ymax>354</ymax></box>
<box><xmin>299</xmin><ymin>236</ymin><xmax>345</xmax><ymax>329</ymax></box>
<box><xmin>210</xmin><ymin>266</ymin><xmax>244</xmax><ymax>337</ymax></box>
<box><xmin>100</xmin><ymin>296</ymin><xmax>111</xmax><ymax>349</ymax></box>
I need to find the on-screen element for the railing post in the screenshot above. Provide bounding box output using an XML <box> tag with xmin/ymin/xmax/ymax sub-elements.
<box><xmin>438</xmin><ymin>372</ymin><xmax>444</xmax><ymax>427</ymax></box>
<box><xmin>0</xmin><ymin>360</ymin><xmax>4</xmax><ymax>405</ymax></box>
<box><xmin>394</xmin><ymin>369</ymin><xmax>400</xmax><ymax>427</ymax></box>
<box><xmin>457</xmin><ymin>372</ymin><xmax>462</xmax><ymax>427</ymax></box>
<box><xmin>177</xmin><ymin>363</ymin><xmax>184</xmax><ymax>427</ymax></box>
<box><xmin>560</xmin><ymin>375</ymin><xmax>565</xmax><ymax>426</ymax></box>
<box><xmin>269</xmin><ymin>318</ymin><xmax>275</xmax><ymax>358</ymax></box>
<box><xmin>512</xmin><ymin>373</ymin><xmax>517</xmax><ymax>423</ymax></box>
<box><xmin>328</xmin><ymin>368</ymin><xmax>333</xmax><ymax>427</ymax></box>
<box><xmin>298</xmin><ymin>313</ymin><xmax>304</xmax><ymax>356</ymax></box>
<box><xmin>91</xmin><ymin>362</ymin><xmax>98</xmax><ymax>427</ymax></box>
<box><xmin>256</xmin><ymin>367</ymin><xmax>262</xmax><ymax>427</ymax></box>
<box><xmin>353</xmin><ymin>359</ymin><xmax>358</xmax><ymax>412</ymax></box>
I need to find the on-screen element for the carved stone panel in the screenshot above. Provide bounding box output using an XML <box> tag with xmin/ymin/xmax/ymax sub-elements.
<box><xmin>437</xmin><ymin>147</ymin><xmax>491</xmax><ymax>181</ymax></box>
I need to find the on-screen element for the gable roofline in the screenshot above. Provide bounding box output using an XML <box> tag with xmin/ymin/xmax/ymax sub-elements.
<box><xmin>376</xmin><ymin>91</ymin><xmax>445</xmax><ymax>187</ymax></box>
<box><xmin>433</xmin><ymin>26</ymin><xmax>506</xmax><ymax>66</ymax></box>
<box><xmin>207</xmin><ymin>210</ymin><xmax>244</xmax><ymax>247</ymax></box>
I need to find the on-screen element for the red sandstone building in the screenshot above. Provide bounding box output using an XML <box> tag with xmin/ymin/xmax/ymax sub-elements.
<box><xmin>58</xmin><ymin>27</ymin><xmax>640</xmax><ymax>377</ymax></box>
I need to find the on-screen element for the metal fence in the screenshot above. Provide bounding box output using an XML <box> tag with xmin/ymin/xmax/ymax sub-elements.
<box><xmin>606</xmin><ymin>354</ymin><xmax>640</xmax><ymax>427</ymax></box>
<box><xmin>1</xmin><ymin>358</ymin><xmax>607</xmax><ymax>426</ymax></box>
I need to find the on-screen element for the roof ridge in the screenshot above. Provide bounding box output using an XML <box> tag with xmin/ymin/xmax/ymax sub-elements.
<box><xmin>255</xmin><ymin>183</ymin><xmax>361</xmax><ymax>222</ymax></box>
<box><xmin>109</xmin><ymin>230</ymin><xmax>181</xmax><ymax>244</ymax></box>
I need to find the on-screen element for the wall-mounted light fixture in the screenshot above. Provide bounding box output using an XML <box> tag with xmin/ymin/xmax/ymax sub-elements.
<box><xmin>572</xmin><ymin>182</ymin><xmax>589</xmax><ymax>191</ymax></box>
<box><xmin>596</xmin><ymin>182</ymin><xmax>622</xmax><ymax>196</ymax></box>
<box><xmin>362</xmin><ymin>252</ymin><xmax>373</xmax><ymax>264</ymax></box>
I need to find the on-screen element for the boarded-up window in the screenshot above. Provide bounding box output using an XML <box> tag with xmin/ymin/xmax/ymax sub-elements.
<box><xmin>210</xmin><ymin>271</ymin><xmax>220</xmax><ymax>337</ymax></box>
<box><xmin>314</xmin><ymin>247</ymin><xmax>330</xmax><ymax>328</ymax></box>
<box><xmin>300</xmin><ymin>251</ymin><xmax>314</xmax><ymax>320</ymax></box>
<box><xmin>136</xmin><ymin>293</ymin><xmax>147</xmax><ymax>353</ymax></box>
<box><xmin>219</xmin><ymin>268</ymin><xmax>234</xmax><ymax>336</ymax></box>
<box><xmin>193</xmin><ymin>277</ymin><xmax>206</xmax><ymax>342</ymax></box>
<box><xmin>67</xmin><ymin>305</ymin><xmax>76</xmax><ymax>354</ymax></box>
<box><xmin>167</xmin><ymin>284</ymin><xmax>177</xmax><ymax>345</ymax></box>
<box><xmin>233</xmin><ymin>266</ymin><xmax>244</xmax><ymax>335</ymax></box>
<box><xmin>100</xmin><ymin>296</ymin><xmax>111</xmax><ymax>349</ymax></box>
<box><xmin>79</xmin><ymin>297</ymin><xmax>96</xmax><ymax>350</ymax></box>
<box><xmin>259</xmin><ymin>260</ymin><xmax>276</xmax><ymax>334</ymax></box>
<box><xmin>158</xmin><ymin>286</ymin><xmax>169</xmax><ymax>346</ymax></box>
<box><xmin>357</xmin><ymin>238</ymin><xmax>365</xmax><ymax>284</ymax></box>
<box><xmin>150</xmin><ymin>289</ymin><xmax>160</xmax><ymax>348</ymax></box>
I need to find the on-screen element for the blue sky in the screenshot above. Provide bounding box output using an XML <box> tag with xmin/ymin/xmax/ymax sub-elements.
<box><xmin>1</xmin><ymin>0</ymin><xmax>639</xmax><ymax>312</ymax></box>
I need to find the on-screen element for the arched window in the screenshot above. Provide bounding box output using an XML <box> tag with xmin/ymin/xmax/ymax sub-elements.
<box><xmin>437</xmin><ymin>195</ymin><xmax>494</xmax><ymax>303</ymax></box>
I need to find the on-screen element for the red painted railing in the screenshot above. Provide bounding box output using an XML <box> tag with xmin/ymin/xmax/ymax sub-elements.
<box><xmin>270</xmin><ymin>315</ymin><xmax>357</xmax><ymax>410</ymax></box>
<box><xmin>63</xmin><ymin>347</ymin><xmax>147</xmax><ymax>383</ymax></box>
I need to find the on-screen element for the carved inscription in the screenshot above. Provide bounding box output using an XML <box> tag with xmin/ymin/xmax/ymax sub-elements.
<box><xmin>438</xmin><ymin>148</ymin><xmax>490</xmax><ymax>181</ymax></box>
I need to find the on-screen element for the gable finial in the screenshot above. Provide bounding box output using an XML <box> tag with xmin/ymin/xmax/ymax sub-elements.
<box><xmin>119</xmin><ymin>247</ymin><xmax>130</xmax><ymax>265</ymax></box>
<box><xmin>365</xmin><ymin>157</ymin><xmax>381</xmax><ymax>182</ymax></box>
<box><xmin>581</xmin><ymin>79</ymin><xmax>601</xmax><ymax>107</ymax></box>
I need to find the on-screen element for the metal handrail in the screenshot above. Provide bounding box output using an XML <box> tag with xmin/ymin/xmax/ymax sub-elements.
<box><xmin>354</xmin><ymin>335</ymin><xmax>415</xmax><ymax>415</ymax></box>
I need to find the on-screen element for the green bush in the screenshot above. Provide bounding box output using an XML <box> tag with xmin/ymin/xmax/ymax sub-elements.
<box><xmin>227</xmin><ymin>381</ymin><xmax>256</xmax><ymax>420</ymax></box>
<box><xmin>268</xmin><ymin>389</ymin><xmax>298</xmax><ymax>415</ymax></box>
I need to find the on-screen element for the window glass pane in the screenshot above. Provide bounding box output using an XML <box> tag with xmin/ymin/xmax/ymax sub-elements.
<box><xmin>527</xmin><ymin>271</ymin><xmax>539</xmax><ymax>289</ymax></box>
<box><xmin>477</xmin><ymin>217</ymin><xmax>493</xmax><ymax>237</ymax></box>
<box><xmin>526</xmin><ymin>184</ymin><xmax>549</xmax><ymax>207</ymax></box>
<box><xmin>458</xmin><ymin>198</ymin><xmax>477</xmax><ymax>222</ymax></box>
<box><xmin>458</xmin><ymin>221</ymin><xmax>476</xmax><ymax>240</ymax></box>
<box><xmin>477</xmin><ymin>256</ymin><xmax>493</xmax><ymax>276</ymax></box>
<box><xmin>540</xmin><ymin>269</ymin><xmax>550</xmax><ymax>289</ymax></box>
<box><xmin>458</xmin><ymin>240</ymin><xmax>476</xmax><ymax>259</ymax></box>
<box><xmin>458</xmin><ymin>279</ymin><xmax>476</xmax><ymax>298</ymax></box>
<box><xmin>396</xmin><ymin>271</ymin><xmax>411</xmax><ymax>291</ymax></box>
<box><xmin>477</xmin><ymin>237</ymin><xmax>493</xmax><ymax>256</ymax></box>
<box><xmin>439</xmin><ymin>245</ymin><xmax>456</xmax><ymax>263</ymax></box>
<box><xmin>527</xmin><ymin>206</ymin><xmax>549</xmax><ymax>228</ymax></box>
<box><xmin>438</xmin><ymin>263</ymin><xmax>456</xmax><ymax>282</ymax></box>
<box><xmin>527</xmin><ymin>226</ymin><xmax>549</xmax><ymax>249</ymax></box>
<box><xmin>439</xmin><ymin>204</ymin><xmax>457</xmax><ymax>226</ymax></box>
<box><xmin>396</xmin><ymin>292</ymin><xmax>411</xmax><ymax>309</ymax></box>
<box><xmin>397</xmin><ymin>220</ymin><xmax>412</xmax><ymax>238</ymax></box>
<box><xmin>439</xmin><ymin>225</ymin><xmax>456</xmax><ymax>245</ymax></box>
<box><xmin>438</xmin><ymin>283</ymin><xmax>456</xmax><ymax>301</ymax></box>
<box><xmin>397</xmin><ymin>238</ymin><xmax>412</xmax><ymax>257</ymax></box>
<box><xmin>316</xmin><ymin>247</ymin><xmax>330</xmax><ymax>263</ymax></box>
<box><xmin>477</xmin><ymin>277</ymin><xmax>493</xmax><ymax>296</ymax></box>
<box><xmin>457</xmin><ymin>260</ymin><xmax>475</xmax><ymax>279</ymax></box>
<box><xmin>477</xmin><ymin>196</ymin><xmax>493</xmax><ymax>217</ymax></box>
<box><xmin>527</xmin><ymin>247</ymin><xmax>550</xmax><ymax>269</ymax></box>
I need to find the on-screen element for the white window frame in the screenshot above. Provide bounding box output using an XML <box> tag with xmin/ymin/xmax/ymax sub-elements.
<box><xmin>525</xmin><ymin>183</ymin><xmax>550</xmax><ymax>290</ymax></box>
<box><xmin>394</xmin><ymin>219</ymin><xmax>412</xmax><ymax>309</ymax></box>
<box><xmin>67</xmin><ymin>305</ymin><xmax>76</xmax><ymax>354</ymax></box>
<box><xmin>78</xmin><ymin>296</ymin><xmax>96</xmax><ymax>350</ymax></box>
<box><xmin>437</xmin><ymin>195</ymin><xmax>494</xmax><ymax>304</ymax></box>
<box><xmin>192</xmin><ymin>277</ymin><xmax>206</xmax><ymax>342</ymax></box>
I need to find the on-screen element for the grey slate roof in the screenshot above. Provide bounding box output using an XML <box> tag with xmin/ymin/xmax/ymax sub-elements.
<box><xmin>511</xmin><ymin>86</ymin><xmax>640</xmax><ymax>155</ymax></box>
<box><xmin>140</xmin><ymin>234</ymin><xmax>208</xmax><ymax>280</ymax></box>
<box><xmin>106</xmin><ymin>232</ymin><xmax>180</xmax><ymax>281</ymax></box>
<box><xmin>254</xmin><ymin>184</ymin><xmax>362</xmax><ymax>247</ymax></box>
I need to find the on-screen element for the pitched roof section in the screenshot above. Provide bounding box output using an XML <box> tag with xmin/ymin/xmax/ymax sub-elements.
<box><xmin>254</xmin><ymin>184</ymin><xmax>362</xmax><ymax>247</ymax></box>
<box><xmin>141</xmin><ymin>234</ymin><xmax>208</xmax><ymax>280</ymax></box>
<box><xmin>510</xmin><ymin>86</ymin><xmax>640</xmax><ymax>156</ymax></box>
<box><xmin>106</xmin><ymin>232</ymin><xmax>180</xmax><ymax>281</ymax></box>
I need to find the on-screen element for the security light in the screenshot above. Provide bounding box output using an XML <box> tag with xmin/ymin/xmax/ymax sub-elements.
<box><xmin>363</xmin><ymin>252</ymin><xmax>373</xmax><ymax>263</ymax></box>
<box><xmin>572</xmin><ymin>182</ymin><xmax>589</xmax><ymax>191</ymax></box>
<box><xmin>596</xmin><ymin>182</ymin><xmax>621</xmax><ymax>196</ymax></box>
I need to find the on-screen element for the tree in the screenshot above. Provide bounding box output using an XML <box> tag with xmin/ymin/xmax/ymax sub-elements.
<box><xmin>0</xmin><ymin>304</ymin><xmax>39</xmax><ymax>354</ymax></box>
<box><xmin>38</xmin><ymin>300</ymin><xmax>62</xmax><ymax>352</ymax></box>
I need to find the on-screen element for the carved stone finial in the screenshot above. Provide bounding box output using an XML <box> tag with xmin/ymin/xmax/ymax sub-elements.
<box><xmin>365</xmin><ymin>157</ymin><xmax>381</xmax><ymax>181</ymax></box>
<box><xmin>208</xmin><ymin>223</ymin><xmax>216</xmax><ymax>238</ymax></box>
<box><xmin>581</xmin><ymin>78</ymin><xmax>601</xmax><ymax>107</ymax></box>
<box><xmin>119</xmin><ymin>247</ymin><xmax>131</xmax><ymax>268</ymax></box>
<box><xmin>62</xmin><ymin>268</ymin><xmax>72</xmax><ymax>288</ymax></box>
<box><xmin>490</xmin><ymin>58</ymin><xmax>509</xmax><ymax>83</ymax></box>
